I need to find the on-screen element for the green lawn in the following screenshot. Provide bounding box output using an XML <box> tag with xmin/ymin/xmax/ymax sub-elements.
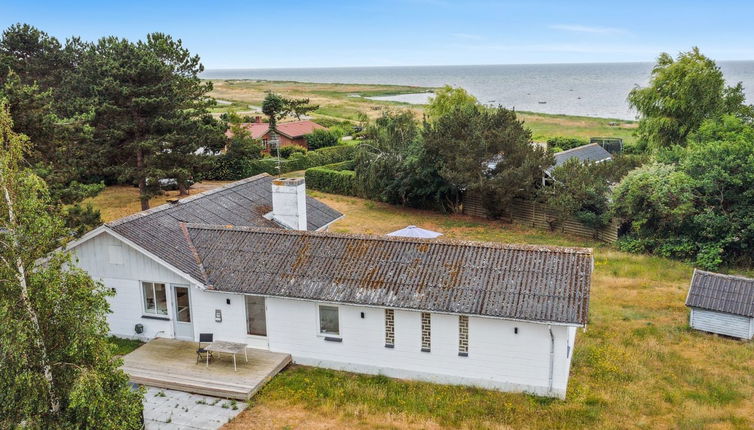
<box><xmin>517</xmin><ymin>111</ymin><xmax>638</xmax><ymax>145</ymax></box>
<box><xmin>109</xmin><ymin>336</ymin><xmax>143</xmax><ymax>356</ymax></box>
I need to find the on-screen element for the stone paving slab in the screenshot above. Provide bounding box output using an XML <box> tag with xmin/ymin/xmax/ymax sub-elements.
<box><xmin>144</xmin><ymin>386</ymin><xmax>247</xmax><ymax>430</ymax></box>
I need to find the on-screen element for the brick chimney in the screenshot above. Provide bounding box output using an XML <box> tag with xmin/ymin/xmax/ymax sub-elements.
<box><xmin>271</xmin><ymin>178</ymin><xmax>307</xmax><ymax>230</ymax></box>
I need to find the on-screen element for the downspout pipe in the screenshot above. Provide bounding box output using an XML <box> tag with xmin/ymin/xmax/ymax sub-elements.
<box><xmin>548</xmin><ymin>325</ymin><xmax>555</xmax><ymax>394</ymax></box>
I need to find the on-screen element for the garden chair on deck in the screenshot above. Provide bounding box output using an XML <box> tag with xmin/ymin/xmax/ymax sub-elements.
<box><xmin>196</xmin><ymin>333</ymin><xmax>214</xmax><ymax>364</ymax></box>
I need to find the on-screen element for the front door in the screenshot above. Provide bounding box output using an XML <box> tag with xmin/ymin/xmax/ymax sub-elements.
<box><xmin>173</xmin><ymin>286</ymin><xmax>193</xmax><ymax>340</ymax></box>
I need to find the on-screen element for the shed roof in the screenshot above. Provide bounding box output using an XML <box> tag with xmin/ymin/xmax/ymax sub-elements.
<box><xmin>547</xmin><ymin>143</ymin><xmax>612</xmax><ymax>173</ymax></box>
<box><xmin>185</xmin><ymin>225</ymin><xmax>593</xmax><ymax>325</ymax></box>
<box><xmin>106</xmin><ymin>174</ymin><xmax>342</xmax><ymax>282</ymax></box>
<box><xmin>686</xmin><ymin>270</ymin><xmax>754</xmax><ymax>318</ymax></box>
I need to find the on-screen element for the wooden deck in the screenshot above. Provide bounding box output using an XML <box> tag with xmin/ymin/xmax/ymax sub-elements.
<box><xmin>121</xmin><ymin>338</ymin><xmax>291</xmax><ymax>400</ymax></box>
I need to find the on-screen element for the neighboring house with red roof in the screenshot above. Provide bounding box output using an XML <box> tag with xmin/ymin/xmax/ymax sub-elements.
<box><xmin>227</xmin><ymin>117</ymin><xmax>326</xmax><ymax>151</ymax></box>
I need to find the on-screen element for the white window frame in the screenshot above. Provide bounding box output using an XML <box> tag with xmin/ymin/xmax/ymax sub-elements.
<box><xmin>317</xmin><ymin>304</ymin><xmax>340</xmax><ymax>337</ymax></box>
<box><xmin>141</xmin><ymin>281</ymin><xmax>169</xmax><ymax>317</ymax></box>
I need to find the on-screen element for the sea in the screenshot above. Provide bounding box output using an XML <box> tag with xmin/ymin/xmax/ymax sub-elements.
<box><xmin>201</xmin><ymin>61</ymin><xmax>754</xmax><ymax>121</ymax></box>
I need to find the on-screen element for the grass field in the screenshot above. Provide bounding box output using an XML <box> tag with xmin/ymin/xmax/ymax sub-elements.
<box><xmin>206</xmin><ymin>79</ymin><xmax>638</xmax><ymax>145</ymax></box>
<box><xmin>207</xmin><ymin>79</ymin><xmax>430</xmax><ymax>121</ymax></box>
<box><xmin>88</xmin><ymin>184</ymin><xmax>754</xmax><ymax>429</ymax></box>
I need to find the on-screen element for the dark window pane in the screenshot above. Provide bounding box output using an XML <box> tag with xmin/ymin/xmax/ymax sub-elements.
<box><xmin>245</xmin><ymin>296</ymin><xmax>267</xmax><ymax>336</ymax></box>
<box><xmin>175</xmin><ymin>287</ymin><xmax>191</xmax><ymax>322</ymax></box>
<box><xmin>319</xmin><ymin>305</ymin><xmax>339</xmax><ymax>335</ymax></box>
<box><xmin>154</xmin><ymin>283</ymin><xmax>168</xmax><ymax>315</ymax></box>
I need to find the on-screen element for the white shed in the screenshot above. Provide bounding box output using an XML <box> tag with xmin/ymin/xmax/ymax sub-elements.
<box><xmin>685</xmin><ymin>270</ymin><xmax>754</xmax><ymax>340</ymax></box>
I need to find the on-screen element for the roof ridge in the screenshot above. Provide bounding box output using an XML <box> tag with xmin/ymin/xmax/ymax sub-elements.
<box><xmin>185</xmin><ymin>223</ymin><xmax>593</xmax><ymax>255</ymax></box>
<box><xmin>107</xmin><ymin>173</ymin><xmax>272</xmax><ymax>227</ymax></box>
<box><xmin>554</xmin><ymin>142</ymin><xmax>602</xmax><ymax>156</ymax></box>
<box><xmin>179</xmin><ymin>222</ymin><xmax>211</xmax><ymax>286</ymax></box>
<box><xmin>694</xmin><ymin>269</ymin><xmax>754</xmax><ymax>284</ymax></box>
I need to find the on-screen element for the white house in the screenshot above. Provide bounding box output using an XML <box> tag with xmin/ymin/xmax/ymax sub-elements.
<box><xmin>68</xmin><ymin>173</ymin><xmax>594</xmax><ymax>399</ymax></box>
<box><xmin>686</xmin><ymin>269</ymin><xmax>754</xmax><ymax>340</ymax></box>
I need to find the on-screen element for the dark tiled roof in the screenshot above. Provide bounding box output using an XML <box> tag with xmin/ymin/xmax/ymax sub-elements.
<box><xmin>186</xmin><ymin>225</ymin><xmax>593</xmax><ymax>325</ymax></box>
<box><xmin>686</xmin><ymin>270</ymin><xmax>754</xmax><ymax>318</ymax></box>
<box><xmin>547</xmin><ymin>143</ymin><xmax>612</xmax><ymax>173</ymax></box>
<box><xmin>107</xmin><ymin>174</ymin><xmax>342</xmax><ymax>282</ymax></box>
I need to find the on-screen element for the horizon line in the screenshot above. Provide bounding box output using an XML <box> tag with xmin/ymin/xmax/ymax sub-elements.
<box><xmin>202</xmin><ymin>58</ymin><xmax>754</xmax><ymax>71</ymax></box>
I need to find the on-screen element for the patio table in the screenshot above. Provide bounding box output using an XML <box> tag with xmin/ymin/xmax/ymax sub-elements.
<box><xmin>205</xmin><ymin>341</ymin><xmax>248</xmax><ymax>371</ymax></box>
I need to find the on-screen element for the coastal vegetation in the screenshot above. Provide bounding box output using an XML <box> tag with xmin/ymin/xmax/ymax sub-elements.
<box><xmin>617</xmin><ymin>48</ymin><xmax>754</xmax><ymax>269</ymax></box>
<box><xmin>207</xmin><ymin>79</ymin><xmax>639</xmax><ymax>144</ymax></box>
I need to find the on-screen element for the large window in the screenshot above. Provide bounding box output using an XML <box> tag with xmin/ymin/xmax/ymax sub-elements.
<box><xmin>319</xmin><ymin>305</ymin><xmax>339</xmax><ymax>336</ymax></box>
<box><xmin>142</xmin><ymin>282</ymin><xmax>168</xmax><ymax>315</ymax></box>
<box><xmin>245</xmin><ymin>295</ymin><xmax>267</xmax><ymax>336</ymax></box>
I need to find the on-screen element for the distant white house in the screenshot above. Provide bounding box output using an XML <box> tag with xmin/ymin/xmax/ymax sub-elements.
<box><xmin>686</xmin><ymin>270</ymin><xmax>754</xmax><ymax>340</ymax></box>
<box><xmin>68</xmin><ymin>174</ymin><xmax>594</xmax><ymax>399</ymax></box>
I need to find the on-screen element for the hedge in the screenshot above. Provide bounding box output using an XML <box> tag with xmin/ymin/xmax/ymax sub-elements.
<box><xmin>305</xmin><ymin>161</ymin><xmax>357</xmax><ymax>196</ymax></box>
<box><xmin>207</xmin><ymin>143</ymin><xmax>357</xmax><ymax>180</ymax></box>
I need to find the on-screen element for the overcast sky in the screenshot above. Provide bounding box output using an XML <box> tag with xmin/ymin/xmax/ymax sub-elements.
<box><xmin>2</xmin><ymin>0</ymin><xmax>753</xmax><ymax>69</ymax></box>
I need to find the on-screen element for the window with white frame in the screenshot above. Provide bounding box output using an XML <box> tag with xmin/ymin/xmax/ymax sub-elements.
<box><xmin>141</xmin><ymin>282</ymin><xmax>168</xmax><ymax>315</ymax></box>
<box><xmin>318</xmin><ymin>305</ymin><xmax>339</xmax><ymax>336</ymax></box>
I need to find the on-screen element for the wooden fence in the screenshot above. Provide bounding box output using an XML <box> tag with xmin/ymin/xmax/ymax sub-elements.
<box><xmin>463</xmin><ymin>194</ymin><xmax>619</xmax><ymax>243</ymax></box>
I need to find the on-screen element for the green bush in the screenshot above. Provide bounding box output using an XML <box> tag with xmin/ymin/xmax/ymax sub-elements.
<box><xmin>207</xmin><ymin>144</ymin><xmax>357</xmax><ymax>180</ymax></box>
<box><xmin>546</xmin><ymin>137</ymin><xmax>589</xmax><ymax>152</ymax></box>
<box><xmin>287</xmin><ymin>144</ymin><xmax>357</xmax><ymax>170</ymax></box>
<box><xmin>305</xmin><ymin>129</ymin><xmax>340</xmax><ymax>150</ymax></box>
<box><xmin>305</xmin><ymin>161</ymin><xmax>357</xmax><ymax>196</ymax></box>
<box><xmin>279</xmin><ymin>145</ymin><xmax>307</xmax><ymax>158</ymax></box>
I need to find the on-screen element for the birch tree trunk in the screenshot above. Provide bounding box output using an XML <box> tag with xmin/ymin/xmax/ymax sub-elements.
<box><xmin>1</xmin><ymin>176</ymin><xmax>60</xmax><ymax>416</ymax></box>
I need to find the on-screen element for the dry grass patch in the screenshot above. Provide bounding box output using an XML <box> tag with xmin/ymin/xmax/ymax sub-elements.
<box><xmin>84</xmin><ymin>181</ymin><xmax>231</xmax><ymax>223</ymax></box>
<box><xmin>208</xmin><ymin>79</ymin><xmax>427</xmax><ymax>121</ymax></box>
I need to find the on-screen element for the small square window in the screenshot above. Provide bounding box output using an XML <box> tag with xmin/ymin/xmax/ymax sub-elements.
<box><xmin>319</xmin><ymin>305</ymin><xmax>339</xmax><ymax>336</ymax></box>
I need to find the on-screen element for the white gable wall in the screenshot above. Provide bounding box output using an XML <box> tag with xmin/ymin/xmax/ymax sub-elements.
<box><xmin>71</xmin><ymin>231</ymin><xmax>192</xmax><ymax>339</ymax></box>
<box><xmin>72</xmin><ymin>231</ymin><xmax>189</xmax><ymax>284</ymax></box>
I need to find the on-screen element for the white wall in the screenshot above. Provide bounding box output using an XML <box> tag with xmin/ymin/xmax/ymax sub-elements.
<box><xmin>265</xmin><ymin>298</ymin><xmax>575</xmax><ymax>398</ymax></box>
<box><xmin>189</xmin><ymin>289</ymin><xmax>269</xmax><ymax>349</ymax></box>
<box><xmin>72</xmin><ymin>231</ymin><xmax>580</xmax><ymax>397</ymax></box>
<box><xmin>690</xmin><ymin>308</ymin><xmax>754</xmax><ymax>339</ymax></box>
<box><xmin>71</xmin><ymin>231</ymin><xmax>190</xmax><ymax>340</ymax></box>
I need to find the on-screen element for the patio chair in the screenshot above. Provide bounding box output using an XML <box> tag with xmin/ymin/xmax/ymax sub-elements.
<box><xmin>196</xmin><ymin>333</ymin><xmax>214</xmax><ymax>364</ymax></box>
